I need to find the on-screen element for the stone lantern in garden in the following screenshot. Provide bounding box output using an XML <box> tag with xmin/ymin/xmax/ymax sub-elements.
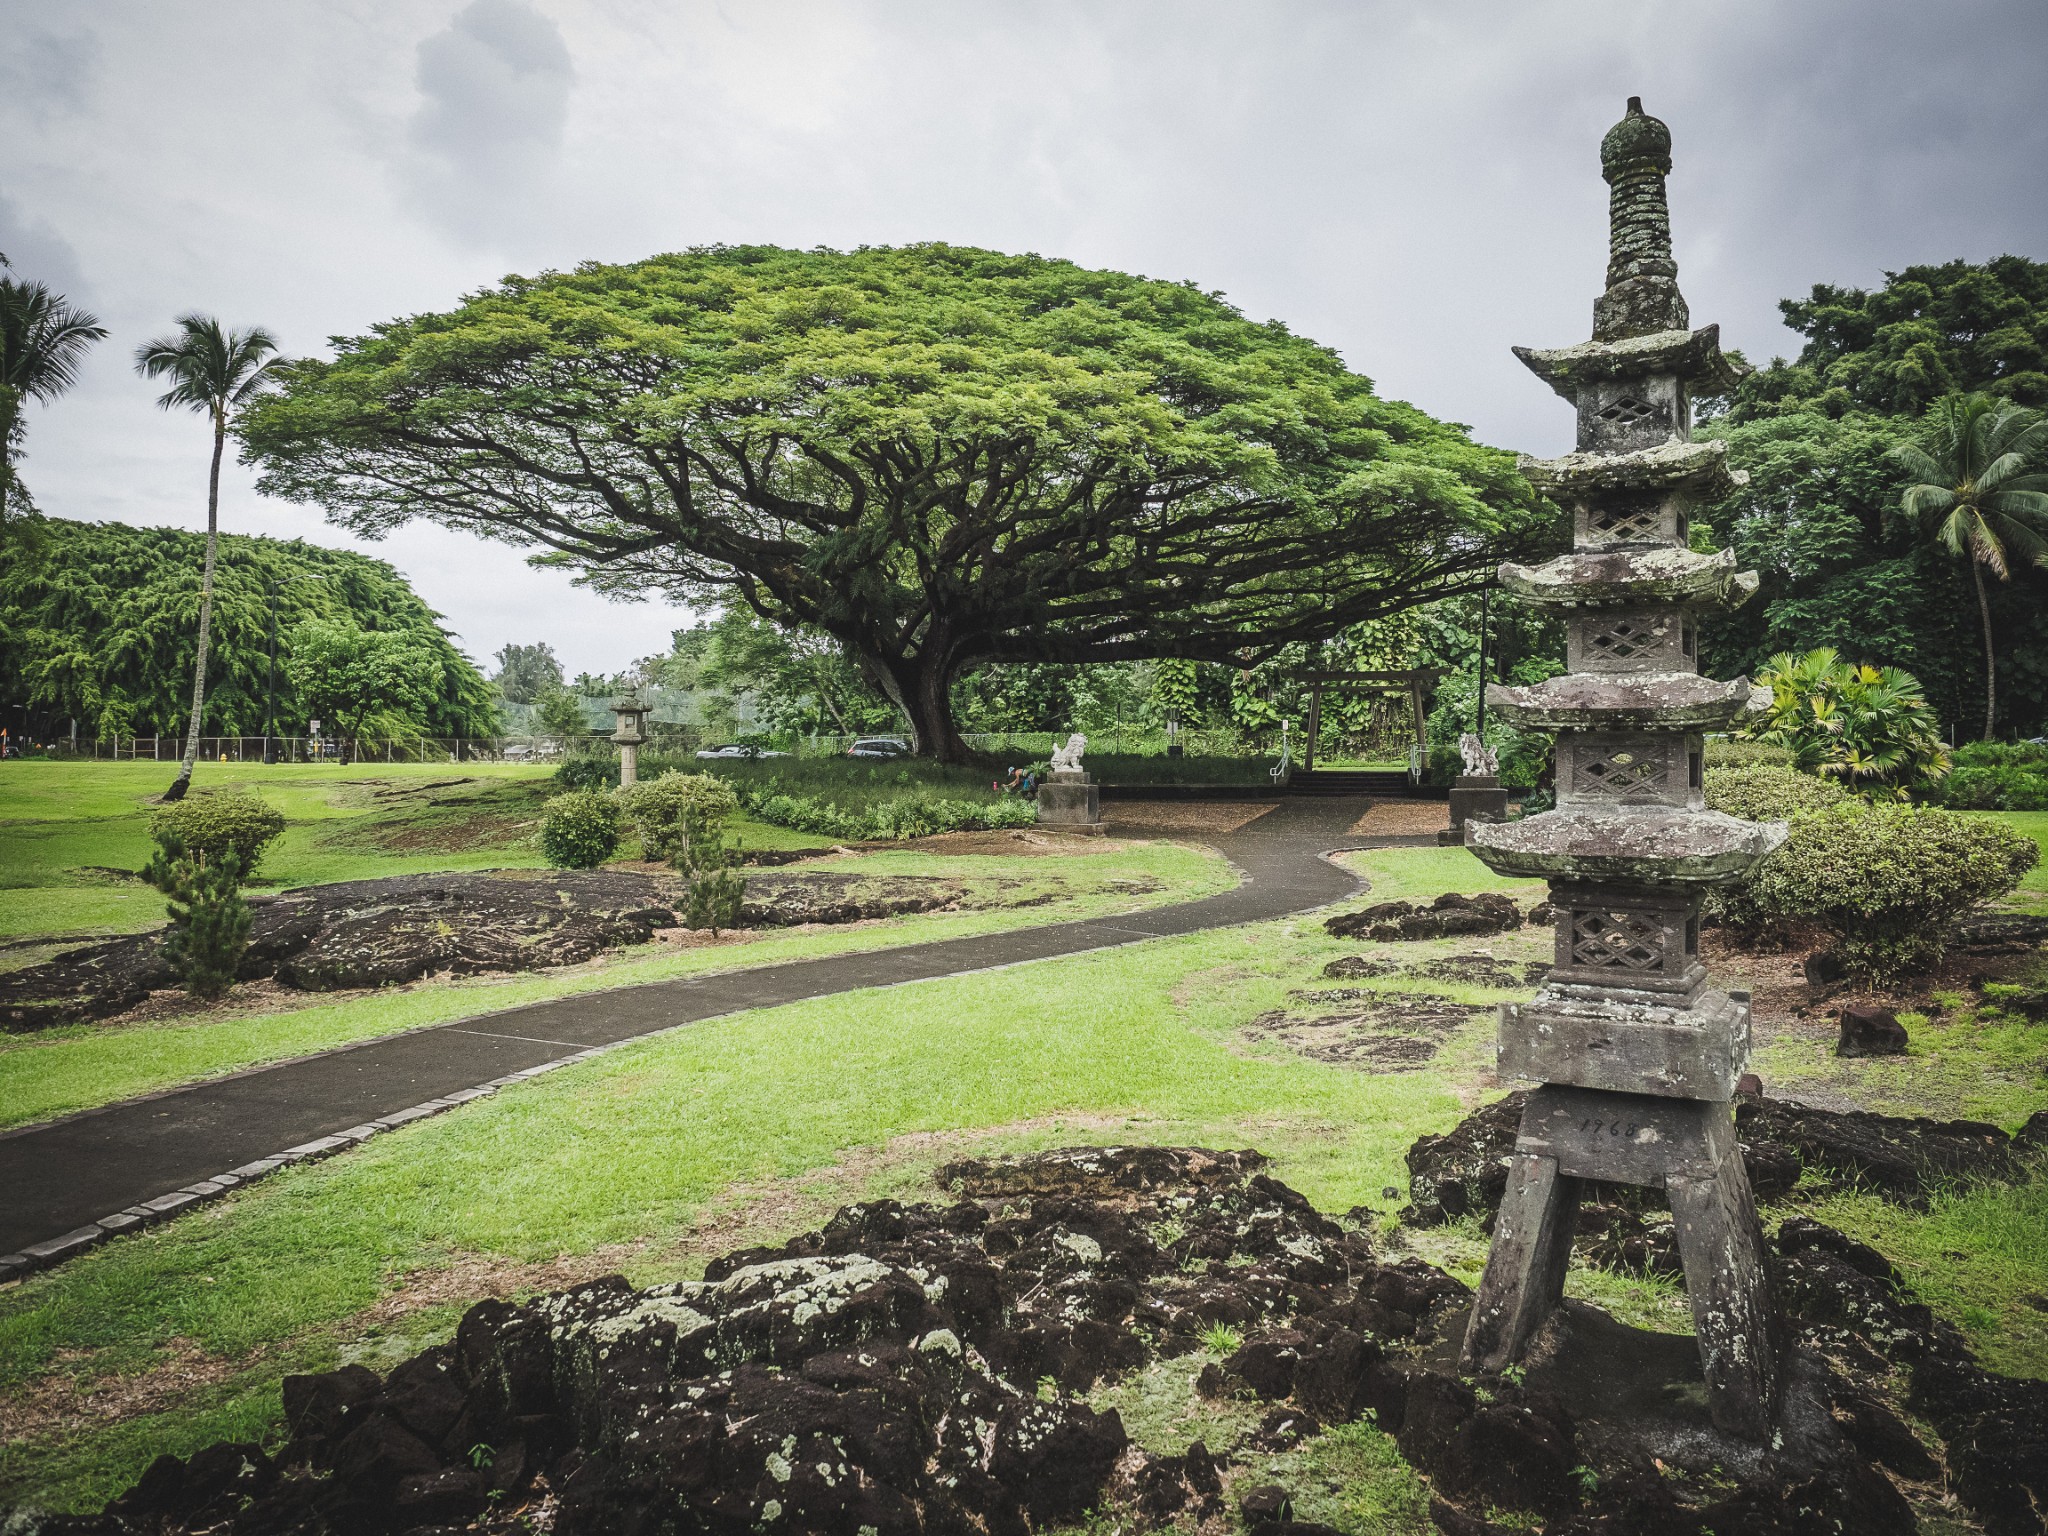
<box><xmin>611</xmin><ymin>693</ymin><xmax>651</xmax><ymax>787</ymax></box>
<box><xmin>1458</xmin><ymin>99</ymin><xmax>1788</xmax><ymax>1437</ymax></box>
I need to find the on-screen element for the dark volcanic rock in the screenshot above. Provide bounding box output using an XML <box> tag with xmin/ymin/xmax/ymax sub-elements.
<box><xmin>71</xmin><ymin>1146</ymin><xmax>2048</xmax><ymax>1536</ymax></box>
<box><xmin>1835</xmin><ymin>1004</ymin><xmax>1909</xmax><ymax>1058</ymax></box>
<box><xmin>1324</xmin><ymin>892</ymin><xmax>1524</xmax><ymax>942</ymax></box>
<box><xmin>0</xmin><ymin>868</ymin><xmax>988</xmax><ymax>1030</ymax></box>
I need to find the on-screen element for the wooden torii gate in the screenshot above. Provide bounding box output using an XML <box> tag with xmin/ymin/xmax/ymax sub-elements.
<box><xmin>1299</xmin><ymin>668</ymin><xmax>1447</xmax><ymax>776</ymax></box>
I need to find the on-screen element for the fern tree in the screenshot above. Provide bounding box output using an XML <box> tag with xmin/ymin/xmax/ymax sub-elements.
<box><xmin>1891</xmin><ymin>394</ymin><xmax>2048</xmax><ymax>740</ymax></box>
<box><xmin>134</xmin><ymin>316</ymin><xmax>280</xmax><ymax>800</ymax></box>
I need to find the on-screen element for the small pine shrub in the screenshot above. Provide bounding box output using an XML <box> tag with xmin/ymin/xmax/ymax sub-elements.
<box><xmin>617</xmin><ymin>772</ymin><xmax>741</xmax><ymax>865</ymax></box>
<box><xmin>1703</xmin><ymin>764</ymin><xmax>1850</xmax><ymax>821</ymax></box>
<box><xmin>539</xmin><ymin>790</ymin><xmax>621</xmax><ymax>869</ymax></box>
<box><xmin>149</xmin><ymin>791</ymin><xmax>285</xmax><ymax>876</ymax></box>
<box><xmin>676</xmin><ymin>802</ymin><xmax>747</xmax><ymax>934</ymax></box>
<box><xmin>141</xmin><ymin>836</ymin><xmax>253</xmax><ymax>999</ymax></box>
<box><xmin>1732</xmin><ymin>803</ymin><xmax>2037</xmax><ymax>980</ymax></box>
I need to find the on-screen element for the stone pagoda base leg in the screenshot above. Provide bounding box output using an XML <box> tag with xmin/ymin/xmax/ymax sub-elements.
<box><xmin>1460</xmin><ymin>1152</ymin><xmax>1581</xmax><ymax>1372</ymax></box>
<box><xmin>1458</xmin><ymin>1085</ymin><xmax>1780</xmax><ymax>1437</ymax></box>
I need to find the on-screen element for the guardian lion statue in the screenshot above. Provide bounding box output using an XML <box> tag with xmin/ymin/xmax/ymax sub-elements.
<box><xmin>1049</xmin><ymin>733</ymin><xmax>1088</xmax><ymax>775</ymax></box>
<box><xmin>1458</xmin><ymin>732</ymin><xmax>1499</xmax><ymax>778</ymax></box>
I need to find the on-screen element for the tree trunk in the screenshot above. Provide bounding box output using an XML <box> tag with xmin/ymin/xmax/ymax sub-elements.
<box><xmin>1973</xmin><ymin>558</ymin><xmax>1997</xmax><ymax>741</ymax></box>
<box><xmin>866</xmin><ymin>649</ymin><xmax>971</xmax><ymax>762</ymax></box>
<box><xmin>164</xmin><ymin>413</ymin><xmax>226</xmax><ymax>802</ymax></box>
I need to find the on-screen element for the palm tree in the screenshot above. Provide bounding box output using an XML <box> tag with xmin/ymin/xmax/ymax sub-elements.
<box><xmin>0</xmin><ymin>255</ymin><xmax>109</xmax><ymax>534</ymax></box>
<box><xmin>135</xmin><ymin>316</ymin><xmax>282</xmax><ymax>800</ymax></box>
<box><xmin>1891</xmin><ymin>394</ymin><xmax>2048</xmax><ymax>741</ymax></box>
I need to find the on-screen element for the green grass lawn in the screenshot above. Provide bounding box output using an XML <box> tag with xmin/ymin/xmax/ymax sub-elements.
<box><xmin>0</xmin><ymin>839</ymin><xmax>1234</xmax><ymax>1131</ymax></box>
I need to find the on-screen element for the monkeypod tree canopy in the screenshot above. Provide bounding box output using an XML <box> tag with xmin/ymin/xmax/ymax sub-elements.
<box><xmin>241</xmin><ymin>243</ymin><xmax>1544</xmax><ymax>758</ymax></box>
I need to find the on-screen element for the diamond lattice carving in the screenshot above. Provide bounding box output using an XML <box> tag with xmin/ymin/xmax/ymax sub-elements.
<box><xmin>1571</xmin><ymin>909</ymin><xmax>1666</xmax><ymax>971</ymax></box>
<box><xmin>1589</xmin><ymin>500</ymin><xmax>1661</xmax><ymax>541</ymax></box>
<box><xmin>1587</xmin><ymin>619</ymin><xmax>1655</xmax><ymax>661</ymax></box>
<box><xmin>1597</xmin><ymin>395</ymin><xmax>1659</xmax><ymax>426</ymax></box>
<box><xmin>1573</xmin><ymin>749</ymin><xmax>1670</xmax><ymax>799</ymax></box>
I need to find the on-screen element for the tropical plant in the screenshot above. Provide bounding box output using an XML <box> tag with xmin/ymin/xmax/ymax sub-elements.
<box><xmin>283</xmin><ymin>617</ymin><xmax>444</xmax><ymax>763</ymax></box>
<box><xmin>538</xmin><ymin>790</ymin><xmax>620</xmax><ymax>869</ymax></box>
<box><xmin>135</xmin><ymin>315</ymin><xmax>282</xmax><ymax>800</ymax></box>
<box><xmin>0</xmin><ymin>517</ymin><xmax>499</xmax><ymax>742</ymax></box>
<box><xmin>0</xmin><ymin>259</ymin><xmax>107</xmax><ymax>537</ymax></box>
<box><xmin>239</xmin><ymin>243</ymin><xmax>1545</xmax><ymax>759</ymax></box>
<box><xmin>1745</xmin><ymin>648</ymin><xmax>1948</xmax><ymax>794</ymax></box>
<box><xmin>1889</xmin><ymin>394</ymin><xmax>2048</xmax><ymax>740</ymax></box>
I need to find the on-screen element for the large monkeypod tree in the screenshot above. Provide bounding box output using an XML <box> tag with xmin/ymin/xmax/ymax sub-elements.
<box><xmin>240</xmin><ymin>244</ymin><xmax>1546</xmax><ymax>759</ymax></box>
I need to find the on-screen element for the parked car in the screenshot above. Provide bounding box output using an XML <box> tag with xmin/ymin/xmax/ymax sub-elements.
<box><xmin>694</xmin><ymin>743</ymin><xmax>788</xmax><ymax>760</ymax></box>
<box><xmin>846</xmin><ymin>736</ymin><xmax>912</xmax><ymax>760</ymax></box>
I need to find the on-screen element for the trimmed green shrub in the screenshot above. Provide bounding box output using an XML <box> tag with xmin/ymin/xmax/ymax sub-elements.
<box><xmin>617</xmin><ymin>771</ymin><xmax>741</xmax><ymax>867</ymax></box>
<box><xmin>1703</xmin><ymin>739</ymin><xmax>1793</xmax><ymax>769</ymax></box>
<box><xmin>140</xmin><ymin>837</ymin><xmax>253</xmax><ymax>999</ymax></box>
<box><xmin>739</xmin><ymin>787</ymin><xmax>1036</xmax><ymax>841</ymax></box>
<box><xmin>1703</xmin><ymin>765</ymin><xmax>1850</xmax><ymax>821</ymax></box>
<box><xmin>1935</xmin><ymin>742</ymin><xmax>2048</xmax><ymax>811</ymax></box>
<box><xmin>538</xmin><ymin>790</ymin><xmax>621</xmax><ymax>869</ymax></box>
<box><xmin>148</xmin><ymin>791</ymin><xmax>286</xmax><ymax>876</ymax></box>
<box><xmin>1734</xmin><ymin>803</ymin><xmax>2037</xmax><ymax>980</ymax></box>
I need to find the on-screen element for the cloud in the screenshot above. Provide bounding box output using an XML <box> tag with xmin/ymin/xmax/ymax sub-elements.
<box><xmin>0</xmin><ymin>194</ymin><xmax>90</xmax><ymax>301</ymax></box>
<box><xmin>397</xmin><ymin>0</ymin><xmax>574</xmax><ymax>248</ymax></box>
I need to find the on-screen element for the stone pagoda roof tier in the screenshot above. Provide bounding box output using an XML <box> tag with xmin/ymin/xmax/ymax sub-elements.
<box><xmin>1519</xmin><ymin>437</ymin><xmax>1745</xmax><ymax>501</ymax></box>
<box><xmin>1514</xmin><ymin>324</ymin><xmax>1749</xmax><ymax>399</ymax></box>
<box><xmin>1469</xmin><ymin>805</ymin><xmax>1787</xmax><ymax>884</ymax></box>
<box><xmin>1485</xmin><ymin>672</ymin><xmax>1767</xmax><ymax>732</ymax></box>
<box><xmin>1499</xmin><ymin>546</ymin><xmax>1759</xmax><ymax>610</ymax></box>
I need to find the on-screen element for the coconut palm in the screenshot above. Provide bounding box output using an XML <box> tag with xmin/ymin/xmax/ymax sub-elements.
<box><xmin>1891</xmin><ymin>394</ymin><xmax>2048</xmax><ymax>740</ymax></box>
<box><xmin>135</xmin><ymin>315</ymin><xmax>282</xmax><ymax>800</ymax></box>
<box><xmin>0</xmin><ymin>256</ymin><xmax>108</xmax><ymax>533</ymax></box>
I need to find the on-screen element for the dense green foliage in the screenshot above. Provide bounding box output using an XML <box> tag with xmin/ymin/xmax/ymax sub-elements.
<box><xmin>490</xmin><ymin>642</ymin><xmax>562</xmax><ymax>705</ymax></box>
<box><xmin>0</xmin><ymin>518</ymin><xmax>498</xmax><ymax>741</ymax></box>
<box><xmin>1702</xmin><ymin>763</ymin><xmax>1850</xmax><ymax>822</ymax></box>
<box><xmin>285</xmin><ymin>618</ymin><xmax>447</xmax><ymax>758</ymax></box>
<box><xmin>737</xmin><ymin>782</ymin><xmax>1036</xmax><ymax>841</ymax></box>
<box><xmin>1745</xmin><ymin>648</ymin><xmax>1949</xmax><ymax>793</ymax></box>
<box><xmin>1703</xmin><ymin>260</ymin><xmax>2048</xmax><ymax>739</ymax></box>
<box><xmin>240</xmin><ymin>243</ymin><xmax>1544</xmax><ymax>757</ymax></box>
<box><xmin>1702</xmin><ymin>739</ymin><xmax>1794</xmax><ymax>769</ymax></box>
<box><xmin>1936</xmin><ymin>742</ymin><xmax>2048</xmax><ymax>811</ymax></box>
<box><xmin>1734</xmin><ymin>804</ymin><xmax>2037</xmax><ymax>979</ymax></box>
<box><xmin>1733</xmin><ymin>257</ymin><xmax>2048</xmax><ymax>419</ymax></box>
<box><xmin>537</xmin><ymin>789</ymin><xmax>620</xmax><ymax>869</ymax></box>
<box><xmin>148</xmin><ymin>790</ymin><xmax>286</xmax><ymax>877</ymax></box>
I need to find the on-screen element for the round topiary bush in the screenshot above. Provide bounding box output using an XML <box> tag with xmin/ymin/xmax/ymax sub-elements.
<box><xmin>1703</xmin><ymin>764</ymin><xmax>1851</xmax><ymax>821</ymax></box>
<box><xmin>539</xmin><ymin>790</ymin><xmax>621</xmax><ymax>869</ymax></box>
<box><xmin>1737</xmin><ymin>803</ymin><xmax>2038</xmax><ymax>980</ymax></box>
<box><xmin>149</xmin><ymin>791</ymin><xmax>287</xmax><ymax>875</ymax></box>
<box><xmin>616</xmin><ymin>771</ymin><xmax>740</xmax><ymax>866</ymax></box>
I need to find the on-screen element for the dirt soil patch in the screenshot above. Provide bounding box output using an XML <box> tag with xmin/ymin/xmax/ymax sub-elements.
<box><xmin>1102</xmin><ymin>801</ymin><xmax>1279</xmax><ymax>836</ymax></box>
<box><xmin>81</xmin><ymin>1146</ymin><xmax>2048</xmax><ymax>1536</ymax></box>
<box><xmin>1347</xmin><ymin>800</ymin><xmax>1451</xmax><ymax>836</ymax></box>
<box><xmin>1244</xmin><ymin>990</ymin><xmax>1485</xmax><ymax>1071</ymax></box>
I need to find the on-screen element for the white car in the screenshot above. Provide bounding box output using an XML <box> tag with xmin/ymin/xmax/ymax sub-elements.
<box><xmin>846</xmin><ymin>736</ymin><xmax>912</xmax><ymax>760</ymax></box>
<box><xmin>694</xmin><ymin>743</ymin><xmax>788</xmax><ymax>760</ymax></box>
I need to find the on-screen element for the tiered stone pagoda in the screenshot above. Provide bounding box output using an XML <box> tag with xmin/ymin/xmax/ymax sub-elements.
<box><xmin>1459</xmin><ymin>99</ymin><xmax>1788</xmax><ymax>1437</ymax></box>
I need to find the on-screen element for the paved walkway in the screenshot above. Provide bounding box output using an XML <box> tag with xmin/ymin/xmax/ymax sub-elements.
<box><xmin>1</xmin><ymin>798</ymin><xmax>1419</xmax><ymax>1265</ymax></box>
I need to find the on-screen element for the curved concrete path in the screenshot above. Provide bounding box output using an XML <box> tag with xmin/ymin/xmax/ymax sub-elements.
<box><xmin>1</xmin><ymin>798</ymin><xmax>1423</xmax><ymax>1269</ymax></box>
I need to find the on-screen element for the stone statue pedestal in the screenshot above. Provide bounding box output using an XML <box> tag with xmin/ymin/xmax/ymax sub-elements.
<box><xmin>1440</xmin><ymin>775</ymin><xmax>1510</xmax><ymax>844</ymax></box>
<box><xmin>1036</xmin><ymin>770</ymin><xmax>1102</xmax><ymax>830</ymax></box>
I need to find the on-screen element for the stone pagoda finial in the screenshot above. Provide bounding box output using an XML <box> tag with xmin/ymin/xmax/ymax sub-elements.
<box><xmin>1595</xmin><ymin>96</ymin><xmax>1687</xmax><ymax>341</ymax></box>
<box><xmin>1458</xmin><ymin>103</ymin><xmax>1786</xmax><ymax>1441</ymax></box>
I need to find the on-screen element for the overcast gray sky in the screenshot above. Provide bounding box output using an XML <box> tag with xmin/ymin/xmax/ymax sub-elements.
<box><xmin>5</xmin><ymin>0</ymin><xmax>2045</xmax><ymax>677</ymax></box>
